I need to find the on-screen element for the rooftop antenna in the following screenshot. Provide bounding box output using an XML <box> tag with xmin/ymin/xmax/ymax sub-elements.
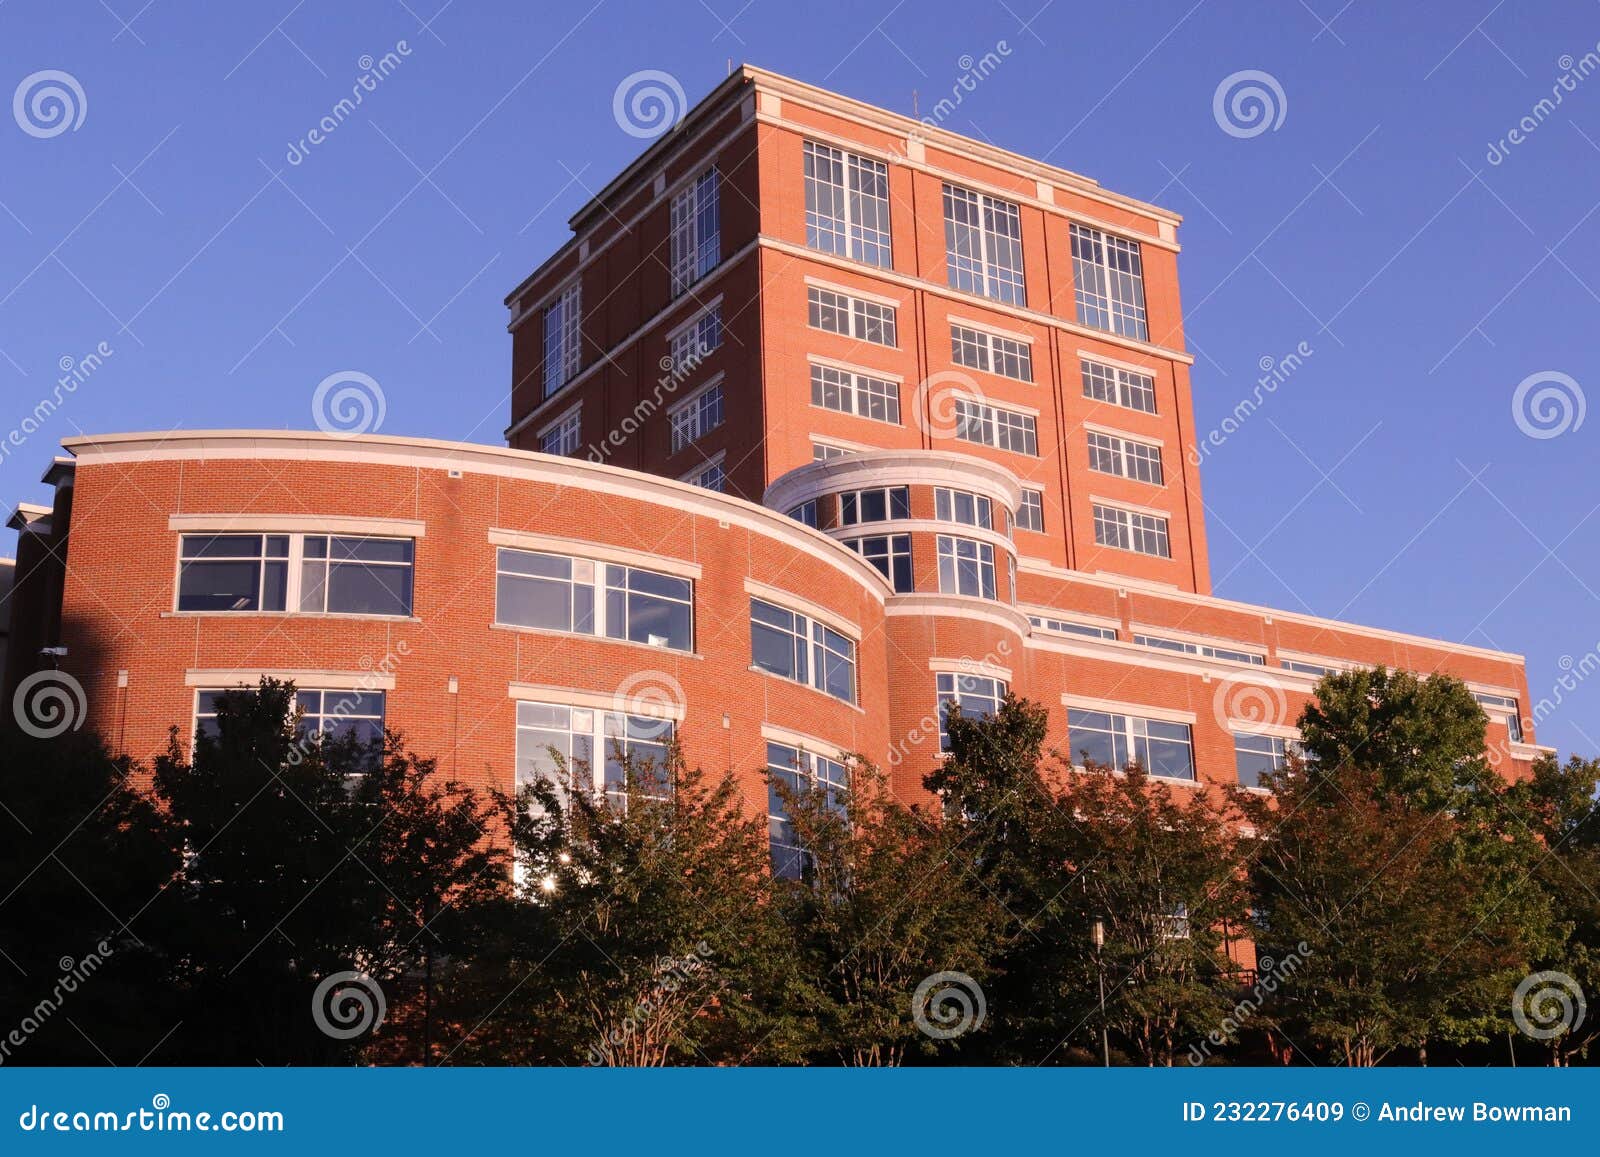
<box><xmin>912</xmin><ymin>89</ymin><xmax>919</xmax><ymax>118</ymax></box>
<box><xmin>727</xmin><ymin>58</ymin><xmax>733</xmax><ymax>76</ymax></box>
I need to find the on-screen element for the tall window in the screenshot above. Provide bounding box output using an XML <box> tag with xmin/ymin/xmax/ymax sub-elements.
<box><xmin>1234</xmin><ymin>732</ymin><xmax>1291</xmax><ymax>789</ymax></box>
<box><xmin>1092</xmin><ymin>503</ymin><xmax>1170</xmax><ymax>558</ymax></box>
<box><xmin>515</xmin><ymin>701</ymin><xmax>672</xmax><ymax>810</ymax></box>
<box><xmin>807</xmin><ymin>286</ymin><xmax>897</xmax><ymax>347</ymax></box>
<box><xmin>539</xmin><ymin>408</ymin><xmax>582</xmax><ymax>457</ymax></box>
<box><xmin>1015</xmin><ymin>488</ymin><xmax>1044</xmax><ymax>533</ymax></box>
<box><xmin>943</xmin><ymin>183</ymin><xmax>1025</xmax><ymax>305</ymax></box>
<box><xmin>543</xmin><ymin>282</ymin><xmax>581</xmax><ymax>398</ymax></box>
<box><xmin>936</xmin><ymin>535</ymin><xmax>996</xmax><ymax>599</ymax></box>
<box><xmin>844</xmin><ymin>534</ymin><xmax>912</xmax><ymax>592</ymax></box>
<box><xmin>669</xmin><ymin>305</ymin><xmax>723</xmax><ymax>371</ymax></box>
<box><xmin>749</xmin><ymin>597</ymin><xmax>856</xmax><ymax>704</ymax></box>
<box><xmin>811</xmin><ymin>364</ymin><xmax>901</xmax><ymax>424</ymax></box>
<box><xmin>1082</xmin><ymin>359</ymin><xmax>1157</xmax><ymax>414</ymax></box>
<box><xmin>1067</xmin><ymin>708</ymin><xmax>1194</xmax><ymax>780</ymax></box>
<box><xmin>936</xmin><ymin>672</ymin><xmax>1007</xmax><ymax>750</ymax></box>
<box><xmin>767</xmin><ymin>742</ymin><xmax>849</xmax><ymax>880</ymax></box>
<box><xmin>950</xmin><ymin>324</ymin><xmax>1032</xmax><ymax>382</ymax></box>
<box><xmin>954</xmin><ymin>399</ymin><xmax>1037</xmax><ymax>455</ymax></box>
<box><xmin>934</xmin><ymin>487</ymin><xmax>993</xmax><ymax>530</ymax></box>
<box><xmin>1087</xmin><ymin>430</ymin><xmax>1164</xmax><ymax>485</ymax></box>
<box><xmin>838</xmin><ymin>485</ymin><xmax>909</xmax><ymax>526</ymax></box>
<box><xmin>670</xmin><ymin>168</ymin><xmax>720</xmax><ymax>294</ymax></box>
<box><xmin>803</xmin><ymin>141</ymin><xmax>892</xmax><ymax>268</ymax></box>
<box><xmin>669</xmin><ymin>382</ymin><xmax>724</xmax><ymax>453</ymax></box>
<box><xmin>177</xmin><ymin>532</ymin><xmax>415</xmax><ymax>617</ymax></box>
<box><xmin>1071</xmin><ymin>223</ymin><xmax>1148</xmax><ymax>340</ymax></box>
<box><xmin>495</xmin><ymin>548</ymin><xmax>692</xmax><ymax>651</ymax></box>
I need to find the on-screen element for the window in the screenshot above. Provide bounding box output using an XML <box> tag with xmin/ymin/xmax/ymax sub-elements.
<box><xmin>1474</xmin><ymin>692</ymin><xmax>1525</xmax><ymax>743</ymax></box>
<box><xmin>936</xmin><ymin>672</ymin><xmax>1007</xmax><ymax>750</ymax></box>
<box><xmin>1029</xmin><ymin>614</ymin><xmax>1117</xmax><ymax>641</ymax></box>
<box><xmin>838</xmin><ymin>485</ymin><xmax>910</xmax><ymax>526</ymax></box>
<box><xmin>177</xmin><ymin>533</ymin><xmax>415</xmax><ymax>617</ymax></box>
<box><xmin>1082</xmin><ymin>359</ymin><xmax>1157</xmax><ymax>414</ymax></box>
<box><xmin>670</xmin><ymin>382</ymin><xmax>724</xmax><ymax>453</ymax></box>
<box><xmin>177</xmin><ymin>534</ymin><xmax>289</xmax><ymax>612</ymax></box>
<box><xmin>1071</xmin><ymin>223</ymin><xmax>1148</xmax><ymax>340</ymax></box>
<box><xmin>936</xmin><ymin>535</ymin><xmax>996</xmax><ymax>599</ymax></box>
<box><xmin>811</xmin><ymin>363</ymin><xmax>900</xmax><ymax>424</ymax></box>
<box><xmin>933</xmin><ymin>487</ymin><xmax>993</xmax><ymax>530</ymax></box>
<box><xmin>812</xmin><ymin>441</ymin><xmax>853</xmax><ymax>461</ymax></box>
<box><xmin>684</xmin><ymin>458</ymin><xmax>726</xmax><ymax>492</ymax></box>
<box><xmin>1015</xmin><ymin>488</ymin><xmax>1044</xmax><ymax>533</ymax></box>
<box><xmin>1282</xmin><ymin>658</ymin><xmax>1335</xmax><ymax>677</ymax></box>
<box><xmin>950</xmin><ymin>324</ymin><xmax>1032</xmax><ymax>382</ymax></box>
<box><xmin>1067</xmin><ymin>708</ymin><xmax>1195</xmax><ymax>781</ymax></box>
<box><xmin>954</xmin><ymin>399</ymin><xmax>1037</xmax><ymax>455</ymax></box>
<box><xmin>515</xmin><ymin>701</ymin><xmax>672</xmax><ymax>810</ymax></box>
<box><xmin>844</xmin><ymin>534</ymin><xmax>912</xmax><ymax>592</ymax></box>
<box><xmin>786</xmin><ymin>499</ymin><xmax>820</xmax><ymax>528</ymax></box>
<box><xmin>539</xmin><ymin>408</ymin><xmax>582</xmax><ymax>457</ymax></box>
<box><xmin>767</xmin><ymin>741</ymin><xmax>849</xmax><ymax>880</ymax></box>
<box><xmin>943</xmin><ymin>183</ymin><xmax>1025</xmax><ymax>304</ymax></box>
<box><xmin>543</xmin><ymin>282</ymin><xmax>581</xmax><ymax>398</ymax></box>
<box><xmin>670</xmin><ymin>168</ymin><xmax>719</xmax><ymax>294</ymax></box>
<box><xmin>749</xmin><ymin>597</ymin><xmax>856</xmax><ymax>704</ymax></box>
<box><xmin>495</xmin><ymin>548</ymin><xmax>692</xmax><ymax>651</ymax></box>
<box><xmin>1133</xmin><ymin>633</ymin><xmax>1264</xmax><ymax>666</ymax></box>
<box><xmin>1087</xmin><ymin>431</ymin><xmax>1164</xmax><ymax>485</ymax></box>
<box><xmin>802</xmin><ymin>141</ymin><xmax>892</xmax><ymax>268</ymax></box>
<box><xmin>196</xmin><ymin>687</ymin><xmax>386</xmax><ymax>754</ymax></box>
<box><xmin>669</xmin><ymin>305</ymin><xmax>723</xmax><ymax>371</ymax></box>
<box><xmin>1092</xmin><ymin>503</ymin><xmax>1170</xmax><ymax>559</ymax></box>
<box><xmin>807</xmin><ymin>285</ymin><xmax>898</xmax><ymax>346</ymax></box>
<box><xmin>1234</xmin><ymin>732</ymin><xmax>1292</xmax><ymax>789</ymax></box>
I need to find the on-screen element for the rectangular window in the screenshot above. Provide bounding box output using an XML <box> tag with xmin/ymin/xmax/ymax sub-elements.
<box><xmin>298</xmin><ymin>536</ymin><xmax>415</xmax><ymax>616</ymax></box>
<box><xmin>1474</xmin><ymin>692</ymin><xmax>1525</xmax><ymax>743</ymax></box>
<box><xmin>1071</xmin><ymin>223</ymin><xmax>1148</xmax><ymax>340</ymax></box>
<box><xmin>806</xmin><ymin>285</ymin><xmax>898</xmax><ymax>347</ymax></box>
<box><xmin>749</xmin><ymin>597</ymin><xmax>856</xmax><ymax>704</ymax></box>
<box><xmin>812</xmin><ymin>441</ymin><xmax>852</xmax><ymax>461</ymax></box>
<box><xmin>495</xmin><ymin>548</ymin><xmax>692</xmax><ymax>651</ymax></box>
<box><xmin>177</xmin><ymin>534</ymin><xmax>289</xmax><ymax>612</ymax></box>
<box><xmin>543</xmin><ymin>281</ymin><xmax>581</xmax><ymax>398</ymax></box>
<box><xmin>196</xmin><ymin>687</ymin><xmax>386</xmax><ymax>753</ymax></box>
<box><xmin>670</xmin><ymin>168</ymin><xmax>720</xmax><ymax>295</ymax></box>
<box><xmin>1029</xmin><ymin>614</ymin><xmax>1117</xmax><ymax>641</ymax></box>
<box><xmin>1133</xmin><ymin>633</ymin><xmax>1264</xmax><ymax>666</ymax></box>
<box><xmin>844</xmin><ymin>534</ymin><xmax>912</xmax><ymax>592</ymax></box>
<box><xmin>933</xmin><ymin>487</ymin><xmax>993</xmax><ymax>530</ymax></box>
<box><xmin>786</xmin><ymin>499</ymin><xmax>819</xmax><ymax>528</ymax></box>
<box><xmin>1282</xmin><ymin>658</ymin><xmax>1336</xmax><ymax>677</ymax></box>
<box><xmin>767</xmin><ymin>741</ymin><xmax>849</xmax><ymax>880</ymax></box>
<box><xmin>936</xmin><ymin>672</ymin><xmax>1007</xmax><ymax>750</ymax></box>
<box><xmin>1081</xmin><ymin>359</ymin><xmax>1156</xmax><ymax>414</ymax></box>
<box><xmin>950</xmin><ymin>323</ymin><xmax>1033</xmax><ymax>382</ymax></box>
<box><xmin>515</xmin><ymin>700</ymin><xmax>672</xmax><ymax>809</ymax></box>
<box><xmin>684</xmin><ymin>459</ymin><xmax>726</xmax><ymax>492</ymax></box>
<box><xmin>1092</xmin><ymin>503</ymin><xmax>1171</xmax><ymax>558</ymax></box>
<box><xmin>669</xmin><ymin>305</ymin><xmax>723</xmax><ymax>371</ymax></box>
<box><xmin>802</xmin><ymin>141</ymin><xmax>892</xmax><ymax>268</ymax></box>
<box><xmin>1234</xmin><ymin>732</ymin><xmax>1291</xmax><ymax>789</ymax></box>
<box><xmin>539</xmin><ymin>408</ymin><xmax>582</xmax><ymax>457</ymax></box>
<box><xmin>954</xmin><ymin>399</ymin><xmax>1037</xmax><ymax>455</ymax></box>
<box><xmin>943</xmin><ymin>183</ymin><xmax>1026</xmax><ymax>304</ymax></box>
<box><xmin>177</xmin><ymin>533</ymin><xmax>416</xmax><ymax>617</ymax></box>
<box><xmin>1015</xmin><ymin>488</ymin><xmax>1044</xmax><ymax>533</ymax></box>
<box><xmin>936</xmin><ymin>535</ymin><xmax>997</xmax><ymax>600</ymax></box>
<box><xmin>1087</xmin><ymin>431</ymin><xmax>1164</xmax><ymax>485</ymax></box>
<box><xmin>838</xmin><ymin>485</ymin><xmax>910</xmax><ymax>526</ymax></box>
<box><xmin>811</xmin><ymin>363</ymin><xmax>901</xmax><ymax>425</ymax></box>
<box><xmin>669</xmin><ymin>382</ymin><xmax>724</xmax><ymax>453</ymax></box>
<box><xmin>1067</xmin><ymin>708</ymin><xmax>1195</xmax><ymax>780</ymax></box>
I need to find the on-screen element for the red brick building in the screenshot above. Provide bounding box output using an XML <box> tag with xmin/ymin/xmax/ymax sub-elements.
<box><xmin>5</xmin><ymin>68</ymin><xmax>1546</xmax><ymax>863</ymax></box>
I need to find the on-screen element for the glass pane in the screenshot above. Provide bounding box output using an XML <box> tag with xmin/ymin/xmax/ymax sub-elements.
<box><xmin>181</xmin><ymin>534</ymin><xmax>261</xmax><ymax>559</ymax></box>
<box><xmin>178</xmin><ymin>560</ymin><xmax>261</xmax><ymax>611</ymax></box>
<box><xmin>327</xmin><ymin>562</ymin><xmax>412</xmax><ymax>616</ymax></box>
<box><xmin>332</xmin><ymin>537</ymin><xmax>413</xmax><ymax>564</ymax></box>
<box><xmin>498</xmin><ymin>573</ymin><xmax>572</xmax><ymax>631</ymax></box>
<box><xmin>751</xmin><ymin>622</ymin><xmax>798</xmax><ymax>679</ymax></box>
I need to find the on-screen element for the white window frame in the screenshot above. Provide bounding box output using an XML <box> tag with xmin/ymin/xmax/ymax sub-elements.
<box><xmin>936</xmin><ymin>671</ymin><xmax>1008</xmax><ymax>750</ymax></box>
<box><xmin>749</xmin><ymin>596</ymin><xmax>858</xmax><ymax>705</ymax></box>
<box><xmin>950</xmin><ymin>322</ymin><xmax>1033</xmax><ymax>382</ymax></box>
<box><xmin>1132</xmin><ymin>632</ymin><xmax>1264</xmax><ymax>666</ymax></box>
<box><xmin>810</xmin><ymin>362</ymin><xmax>901</xmax><ymax>425</ymax></box>
<box><xmin>838</xmin><ymin>485</ymin><xmax>910</xmax><ymax>527</ymax></box>
<box><xmin>681</xmin><ymin>452</ymin><xmax>727</xmax><ymax>492</ymax></box>
<box><xmin>175</xmin><ymin>531</ymin><xmax>415</xmax><ymax>618</ymax></box>
<box><xmin>542</xmin><ymin>281</ymin><xmax>581</xmax><ymax>398</ymax></box>
<box><xmin>1066</xmin><ymin>707</ymin><xmax>1196</xmax><ymax>781</ymax></box>
<box><xmin>806</xmin><ymin>285</ymin><xmax>898</xmax><ymax>347</ymax></box>
<box><xmin>933</xmin><ymin>486</ymin><xmax>993</xmax><ymax>530</ymax></box>
<box><xmin>1029</xmin><ymin>614</ymin><xmax>1116</xmax><ymax>641</ymax></box>
<box><xmin>670</xmin><ymin>168</ymin><xmax>720</xmax><ymax>295</ymax></box>
<box><xmin>953</xmin><ymin>398</ymin><xmax>1037</xmax><ymax>455</ymax></box>
<box><xmin>1081</xmin><ymin>358</ymin><xmax>1157</xmax><ymax>414</ymax></box>
<box><xmin>802</xmin><ymin>140</ymin><xmax>892</xmax><ymax>268</ymax></box>
<box><xmin>766</xmin><ymin>739</ymin><xmax>850</xmax><ymax>879</ymax></box>
<box><xmin>515</xmin><ymin>699</ymin><xmax>675</xmax><ymax>811</ymax></box>
<box><xmin>668</xmin><ymin>303</ymin><xmax>723</xmax><ymax>370</ymax></box>
<box><xmin>1092</xmin><ymin>502</ymin><xmax>1171</xmax><ymax>559</ymax></box>
<box><xmin>843</xmin><ymin>533</ymin><xmax>912</xmax><ymax>592</ymax></box>
<box><xmin>1015</xmin><ymin>488</ymin><xmax>1045</xmax><ymax>534</ymax></box>
<box><xmin>936</xmin><ymin>534</ymin><xmax>997</xmax><ymax>600</ymax></box>
<box><xmin>538</xmin><ymin>404</ymin><xmax>582</xmax><ymax>457</ymax></box>
<box><xmin>942</xmin><ymin>183</ymin><xmax>1026</xmax><ymax>304</ymax></box>
<box><xmin>668</xmin><ymin>376</ymin><xmax>725</xmax><ymax>454</ymax></box>
<box><xmin>494</xmin><ymin>546</ymin><xmax>695</xmax><ymax>652</ymax></box>
<box><xmin>1070</xmin><ymin>222</ymin><xmax>1148</xmax><ymax>340</ymax></box>
<box><xmin>1086</xmin><ymin>429</ymin><xmax>1164</xmax><ymax>485</ymax></box>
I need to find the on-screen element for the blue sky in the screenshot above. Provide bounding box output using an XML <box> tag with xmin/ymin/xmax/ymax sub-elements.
<box><xmin>2</xmin><ymin>0</ymin><xmax>1597</xmax><ymax>755</ymax></box>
